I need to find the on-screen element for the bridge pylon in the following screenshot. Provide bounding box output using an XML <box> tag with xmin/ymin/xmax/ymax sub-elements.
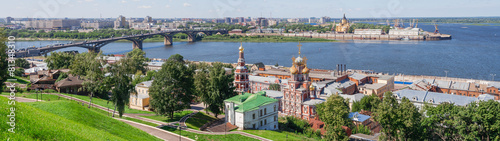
<box><xmin>163</xmin><ymin>35</ymin><xmax>173</xmax><ymax>46</ymax></box>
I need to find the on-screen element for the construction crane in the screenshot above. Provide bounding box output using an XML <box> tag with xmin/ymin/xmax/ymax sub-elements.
<box><xmin>434</xmin><ymin>23</ymin><xmax>439</xmax><ymax>34</ymax></box>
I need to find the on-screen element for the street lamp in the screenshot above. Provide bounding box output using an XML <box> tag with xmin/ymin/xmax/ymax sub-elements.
<box><xmin>491</xmin><ymin>74</ymin><xmax>496</xmax><ymax>81</ymax></box>
<box><xmin>444</xmin><ymin>70</ymin><xmax>449</xmax><ymax>80</ymax></box>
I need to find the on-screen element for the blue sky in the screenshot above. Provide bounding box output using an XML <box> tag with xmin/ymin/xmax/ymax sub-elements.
<box><xmin>1</xmin><ymin>0</ymin><xmax>499</xmax><ymax>19</ymax></box>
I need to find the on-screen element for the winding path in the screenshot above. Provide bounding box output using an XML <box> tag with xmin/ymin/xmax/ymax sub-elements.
<box><xmin>45</xmin><ymin>93</ymin><xmax>272</xmax><ymax>141</ymax></box>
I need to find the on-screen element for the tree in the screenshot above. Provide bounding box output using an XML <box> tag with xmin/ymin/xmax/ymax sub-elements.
<box><xmin>168</xmin><ymin>54</ymin><xmax>184</xmax><ymax>63</ymax></box>
<box><xmin>373</xmin><ymin>92</ymin><xmax>399</xmax><ymax>140</ymax></box>
<box><xmin>13</xmin><ymin>68</ymin><xmax>24</xmax><ymax>77</ymax></box>
<box><xmin>351</xmin><ymin>94</ymin><xmax>381</xmax><ymax>112</ymax></box>
<box><xmin>149</xmin><ymin>57</ymin><xmax>194</xmax><ymax>119</ymax></box>
<box><xmin>422</xmin><ymin>102</ymin><xmax>462</xmax><ymax>140</ymax></box>
<box><xmin>268</xmin><ymin>83</ymin><xmax>281</xmax><ymax>91</ymax></box>
<box><xmin>108</xmin><ymin>62</ymin><xmax>133</xmax><ymax>117</ymax></box>
<box><xmin>316</xmin><ymin>94</ymin><xmax>351</xmax><ymax>141</ymax></box>
<box><xmin>55</xmin><ymin>72</ymin><xmax>68</xmax><ymax>82</ymax></box>
<box><xmin>15</xmin><ymin>58</ymin><xmax>30</xmax><ymax>68</ymax></box>
<box><xmin>193</xmin><ymin>62</ymin><xmax>210</xmax><ymax>105</ymax></box>
<box><xmin>397</xmin><ymin>97</ymin><xmax>422</xmax><ymax>140</ymax></box>
<box><xmin>205</xmin><ymin>62</ymin><xmax>235</xmax><ymax>117</ymax></box>
<box><xmin>373</xmin><ymin>91</ymin><xmax>423</xmax><ymax>140</ymax></box>
<box><xmin>0</xmin><ymin>30</ymin><xmax>9</xmax><ymax>92</ymax></box>
<box><xmin>123</xmin><ymin>48</ymin><xmax>148</xmax><ymax>74</ymax></box>
<box><xmin>75</xmin><ymin>52</ymin><xmax>108</xmax><ymax>109</ymax></box>
<box><xmin>45</xmin><ymin>52</ymin><xmax>75</xmax><ymax>69</ymax></box>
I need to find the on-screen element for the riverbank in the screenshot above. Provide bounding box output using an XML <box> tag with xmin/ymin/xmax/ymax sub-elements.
<box><xmin>202</xmin><ymin>35</ymin><xmax>337</xmax><ymax>42</ymax></box>
<box><xmin>16</xmin><ymin>35</ymin><xmax>337</xmax><ymax>43</ymax></box>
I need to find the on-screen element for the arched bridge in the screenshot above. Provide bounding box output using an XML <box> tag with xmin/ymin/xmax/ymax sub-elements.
<box><xmin>15</xmin><ymin>29</ymin><xmax>228</xmax><ymax>57</ymax></box>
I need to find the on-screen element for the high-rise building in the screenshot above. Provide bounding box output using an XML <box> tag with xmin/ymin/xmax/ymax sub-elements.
<box><xmin>234</xmin><ymin>42</ymin><xmax>250</xmax><ymax>94</ymax></box>
<box><xmin>319</xmin><ymin>16</ymin><xmax>331</xmax><ymax>24</ymax></box>
<box><xmin>6</xmin><ymin>17</ymin><xmax>13</xmax><ymax>24</ymax></box>
<box><xmin>144</xmin><ymin>16</ymin><xmax>152</xmax><ymax>23</ymax></box>
<box><xmin>225</xmin><ymin>17</ymin><xmax>232</xmax><ymax>24</ymax></box>
<box><xmin>114</xmin><ymin>15</ymin><xmax>127</xmax><ymax>28</ymax></box>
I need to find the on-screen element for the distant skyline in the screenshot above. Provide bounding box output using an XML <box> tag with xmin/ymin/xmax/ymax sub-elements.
<box><xmin>1</xmin><ymin>0</ymin><xmax>499</xmax><ymax>19</ymax></box>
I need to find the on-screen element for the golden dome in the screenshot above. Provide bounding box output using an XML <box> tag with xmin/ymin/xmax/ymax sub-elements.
<box><xmin>290</xmin><ymin>65</ymin><xmax>298</xmax><ymax>74</ymax></box>
<box><xmin>294</xmin><ymin>56</ymin><xmax>304</xmax><ymax>66</ymax></box>
<box><xmin>239</xmin><ymin>43</ymin><xmax>244</xmax><ymax>52</ymax></box>
<box><xmin>341</xmin><ymin>14</ymin><xmax>348</xmax><ymax>24</ymax></box>
<box><xmin>309</xmin><ymin>84</ymin><xmax>314</xmax><ymax>91</ymax></box>
<box><xmin>302</xmin><ymin>66</ymin><xmax>310</xmax><ymax>74</ymax></box>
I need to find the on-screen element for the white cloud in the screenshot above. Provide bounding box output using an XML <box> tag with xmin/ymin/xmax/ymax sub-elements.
<box><xmin>183</xmin><ymin>3</ymin><xmax>191</xmax><ymax>7</ymax></box>
<box><xmin>165</xmin><ymin>5</ymin><xmax>170</xmax><ymax>8</ymax></box>
<box><xmin>121</xmin><ymin>0</ymin><xmax>127</xmax><ymax>3</ymax></box>
<box><xmin>138</xmin><ymin>5</ymin><xmax>152</xmax><ymax>9</ymax></box>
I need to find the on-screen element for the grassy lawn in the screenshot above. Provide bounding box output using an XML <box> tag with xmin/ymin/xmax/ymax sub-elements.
<box><xmin>160</xmin><ymin>126</ymin><xmax>259</xmax><ymax>141</ymax></box>
<box><xmin>60</xmin><ymin>93</ymin><xmax>154</xmax><ymax>114</ymax></box>
<box><xmin>6</xmin><ymin>76</ymin><xmax>31</xmax><ymax>84</ymax></box>
<box><xmin>140</xmin><ymin>110</ymin><xmax>194</xmax><ymax>123</ymax></box>
<box><xmin>26</xmin><ymin>100</ymin><xmax>162</xmax><ymax>141</ymax></box>
<box><xmin>185</xmin><ymin>112</ymin><xmax>218</xmax><ymax>130</ymax></box>
<box><xmin>0</xmin><ymin>96</ymin><xmax>160</xmax><ymax>141</ymax></box>
<box><xmin>242</xmin><ymin>130</ymin><xmax>318</xmax><ymax>141</ymax></box>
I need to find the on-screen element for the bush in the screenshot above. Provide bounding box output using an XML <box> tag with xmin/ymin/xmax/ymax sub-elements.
<box><xmin>43</xmin><ymin>89</ymin><xmax>57</xmax><ymax>93</ymax></box>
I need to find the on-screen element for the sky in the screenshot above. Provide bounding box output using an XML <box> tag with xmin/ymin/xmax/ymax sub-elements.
<box><xmin>1</xmin><ymin>0</ymin><xmax>499</xmax><ymax>19</ymax></box>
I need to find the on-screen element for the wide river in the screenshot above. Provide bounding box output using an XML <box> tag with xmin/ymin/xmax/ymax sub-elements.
<box><xmin>16</xmin><ymin>23</ymin><xmax>500</xmax><ymax>80</ymax></box>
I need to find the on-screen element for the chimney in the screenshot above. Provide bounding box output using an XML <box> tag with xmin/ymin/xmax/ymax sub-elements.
<box><xmin>336</xmin><ymin>64</ymin><xmax>339</xmax><ymax>76</ymax></box>
<box><xmin>340</xmin><ymin>64</ymin><xmax>343</xmax><ymax>75</ymax></box>
<box><xmin>344</xmin><ymin>64</ymin><xmax>346</xmax><ymax>74</ymax></box>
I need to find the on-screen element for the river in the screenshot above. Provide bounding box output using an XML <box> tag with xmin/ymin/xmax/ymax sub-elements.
<box><xmin>15</xmin><ymin>23</ymin><xmax>500</xmax><ymax>80</ymax></box>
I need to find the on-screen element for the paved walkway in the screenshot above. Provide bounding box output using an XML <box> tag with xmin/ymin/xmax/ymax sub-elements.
<box><xmin>46</xmin><ymin>93</ymin><xmax>272</xmax><ymax>141</ymax></box>
<box><xmin>1</xmin><ymin>95</ymin><xmax>42</xmax><ymax>102</ymax></box>
<box><xmin>117</xmin><ymin>118</ymin><xmax>193</xmax><ymax>141</ymax></box>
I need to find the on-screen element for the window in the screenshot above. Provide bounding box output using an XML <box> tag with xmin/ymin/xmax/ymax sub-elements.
<box><xmin>253</xmin><ymin>124</ymin><xmax>256</xmax><ymax>129</ymax></box>
<box><xmin>274</xmin><ymin>105</ymin><xmax>276</xmax><ymax>112</ymax></box>
<box><xmin>264</xmin><ymin>119</ymin><xmax>267</xmax><ymax>125</ymax></box>
<box><xmin>260</xmin><ymin>121</ymin><xmax>263</xmax><ymax>126</ymax></box>
<box><xmin>264</xmin><ymin>108</ymin><xmax>267</xmax><ymax>115</ymax></box>
<box><xmin>253</xmin><ymin>113</ymin><xmax>255</xmax><ymax>119</ymax></box>
<box><xmin>275</xmin><ymin>115</ymin><xmax>277</xmax><ymax>121</ymax></box>
<box><xmin>260</xmin><ymin>110</ymin><xmax>262</xmax><ymax>116</ymax></box>
<box><xmin>274</xmin><ymin>125</ymin><xmax>276</xmax><ymax>129</ymax></box>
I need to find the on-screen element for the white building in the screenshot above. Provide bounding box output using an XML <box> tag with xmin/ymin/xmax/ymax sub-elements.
<box><xmin>224</xmin><ymin>91</ymin><xmax>279</xmax><ymax>130</ymax></box>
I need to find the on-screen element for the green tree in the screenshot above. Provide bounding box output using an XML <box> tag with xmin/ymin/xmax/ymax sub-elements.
<box><xmin>268</xmin><ymin>83</ymin><xmax>281</xmax><ymax>91</ymax></box>
<box><xmin>45</xmin><ymin>52</ymin><xmax>75</xmax><ymax>69</ymax></box>
<box><xmin>351</xmin><ymin>94</ymin><xmax>381</xmax><ymax>112</ymax></box>
<box><xmin>13</xmin><ymin>68</ymin><xmax>24</xmax><ymax>77</ymax></box>
<box><xmin>205</xmin><ymin>62</ymin><xmax>235</xmax><ymax>117</ymax></box>
<box><xmin>397</xmin><ymin>97</ymin><xmax>422</xmax><ymax>140</ymax></box>
<box><xmin>422</xmin><ymin>102</ymin><xmax>462</xmax><ymax>140</ymax></box>
<box><xmin>0</xmin><ymin>30</ymin><xmax>8</xmax><ymax>92</ymax></box>
<box><xmin>373</xmin><ymin>92</ymin><xmax>399</xmax><ymax>140</ymax></box>
<box><xmin>168</xmin><ymin>54</ymin><xmax>184</xmax><ymax>63</ymax></box>
<box><xmin>373</xmin><ymin>91</ymin><xmax>423</xmax><ymax>140</ymax></box>
<box><xmin>123</xmin><ymin>48</ymin><xmax>148</xmax><ymax>74</ymax></box>
<box><xmin>108</xmin><ymin>62</ymin><xmax>134</xmax><ymax>117</ymax></box>
<box><xmin>15</xmin><ymin>58</ymin><xmax>30</xmax><ymax>68</ymax></box>
<box><xmin>75</xmin><ymin>52</ymin><xmax>108</xmax><ymax>109</ymax></box>
<box><xmin>193</xmin><ymin>62</ymin><xmax>210</xmax><ymax>105</ymax></box>
<box><xmin>55</xmin><ymin>72</ymin><xmax>68</xmax><ymax>82</ymax></box>
<box><xmin>149</xmin><ymin>57</ymin><xmax>195</xmax><ymax>119</ymax></box>
<box><xmin>316</xmin><ymin>94</ymin><xmax>351</xmax><ymax>141</ymax></box>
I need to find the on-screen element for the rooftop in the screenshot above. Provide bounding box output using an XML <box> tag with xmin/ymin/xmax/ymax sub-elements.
<box><xmin>392</xmin><ymin>89</ymin><xmax>495</xmax><ymax>106</ymax></box>
<box><xmin>224</xmin><ymin>91</ymin><xmax>278</xmax><ymax>112</ymax></box>
<box><xmin>348</xmin><ymin>112</ymin><xmax>371</xmax><ymax>123</ymax></box>
<box><xmin>137</xmin><ymin>80</ymin><xmax>153</xmax><ymax>88</ymax></box>
<box><xmin>263</xmin><ymin>90</ymin><xmax>283</xmax><ymax>99</ymax></box>
<box><xmin>349</xmin><ymin>73</ymin><xmax>367</xmax><ymax>80</ymax></box>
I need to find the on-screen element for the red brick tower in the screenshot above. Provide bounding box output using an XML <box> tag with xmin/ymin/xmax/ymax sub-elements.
<box><xmin>234</xmin><ymin>42</ymin><xmax>249</xmax><ymax>94</ymax></box>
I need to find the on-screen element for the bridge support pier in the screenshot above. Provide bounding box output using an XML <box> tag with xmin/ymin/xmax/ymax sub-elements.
<box><xmin>88</xmin><ymin>48</ymin><xmax>100</xmax><ymax>53</ymax></box>
<box><xmin>164</xmin><ymin>35</ymin><xmax>173</xmax><ymax>46</ymax></box>
<box><xmin>187</xmin><ymin>33</ymin><xmax>195</xmax><ymax>42</ymax></box>
<box><xmin>132</xmin><ymin>40</ymin><xmax>143</xmax><ymax>50</ymax></box>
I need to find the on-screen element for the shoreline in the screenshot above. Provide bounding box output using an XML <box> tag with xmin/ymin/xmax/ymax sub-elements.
<box><xmin>16</xmin><ymin>37</ymin><xmax>338</xmax><ymax>43</ymax></box>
